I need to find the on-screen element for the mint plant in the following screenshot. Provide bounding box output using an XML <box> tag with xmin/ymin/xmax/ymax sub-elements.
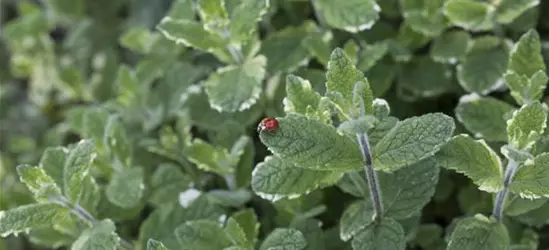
<box><xmin>2</xmin><ymin>0</ymin><xmax>549</xmax><ymax>250</ymax></box>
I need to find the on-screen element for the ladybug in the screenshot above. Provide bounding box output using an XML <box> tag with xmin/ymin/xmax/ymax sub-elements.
<box><xmin>257</xmin><ymin>117</ymin><xmax>279</xmax><ymax>135</ymax></box>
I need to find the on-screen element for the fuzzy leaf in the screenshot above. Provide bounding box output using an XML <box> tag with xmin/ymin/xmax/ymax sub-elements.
<box><xmin>510</xmin><ymin>153</ymin><xmax>549</xmax><ymax>198</ymax></box>
<box><xmin>185</xmin><ymin>138</ymin><xmax>237</xmax><ymax>174</ymax></box>
<box><xmin>104</xmin><ymin>116</ymin><xmax>132</xmax><ymax>168</ymax></box>
<box><xmin>71</xmin><ymin>219</ymin><xmax>120</xmax><ymax>250</ymax></box>
<box><xmin>225</xmin><ymin>217</ymin><xmax>249</xmax><ymax>248</ymax></box>
<box><xmin>175</xmin><ymin>220</ymin><xmax>232</xmax><ymax>250</ymax></box>
<box><xmin>63</xmin><ymin>139</ymin><xmax>96</xmax><ymax>203</ymax></box>
<box><xmin>196</xmin><ymin>0</ymin><xmax>229</xmax><ymax>32</ymax></box>
<box><xmin>496</xmin><ymin>0</ymin><xmax>540</xmax><ymax>24</ymax></box>
<box><xmin>312</xmin><ymin>0</ymin><xmax>380</xmax><ymax>33</ymax></box>
<box><xmin>284</xmin><ymin>75</ymin><xmax>322</xmax><ymax>115</ymax></box>
<box><xmin>436</xmin><ymin>134</ymin><xmax>503</xmax><ymax>192</ymax></box>
<box><xmin>443</xmin><ymin>0</ymin><xmax>493</xmax><ymax>31</ymax></box>
<box><xmin>340</xmin><ymin>200</ymin><xmax>374</xmax><ymax>241</ymax></box>
<box><xmin>508</xmin><ymin>29</ymin><xmax>545</xmax><ymax>77</ymax></box>
<box><xmin>0</xmin><ymin>203</ymin><xmax>69</xmax><ymax>237</ymax></box>
<box><xmin>504</xmin><ymin>70</ymin><xmax>548</xmax><ymax>105</ymax></box>
<box><xmin>39</xmin><ymin>147</ymin><xmax>67</xmax><ymax>187</ymax></box>
<box><xmin>147</xmin><ymin>239</ymin><xmax>169</xmax><ymax>250</ymax></box>
<box><xmin>447</xmin><ymin>214</ymin><xmax>509</xmax><ymax>250</ymax></box>
<box><xmin>106</xmin><ymin>167</ymin><xmax>144</xmax><ymax>208</ymax></box>
<box><xmin>507</xmin><ymin>101</ymin><xmax>547</xmax><ymax>150</ymax></box>
<box><xmin>351</xmin><ymin>217</ymin><xmax>406</xmax><ymax>250</ymax></box>
<box><xmin>290</xmin><ymin>219</ymin><xmax>324</xmax><ymax>250</ymax></box>
<box><xmin>258</xmin><ymin>114</ymin><xmax>363</xmax><ymax>170</ymax></box>
<box><xmin>229</xmin><ymin>209</ymin><xmax>259</xmax><ymax>247</ymax></box>
<box><xmin>504</xmin><ymin>193</ymin><xmax>548</xmax><ymax>216</ymax></box>
<box><xmin>456</xmin><ymin>94</ymin><xmax>516</xmax><ymax>141</ymax></box>
<box><xmin>251</xmin><ymin>156</ymin><xmax>343</xmax><ymax>201</ymax></box>
<box><xmin>373</xmin><ymin>113</ymin><xmax>455</xmax><ymax>172</ymax></box>
<box><xmin>259</xmin><ymin>228</ymin><xmax>307</xmax><ymax>250</ymax></box>
<box><xmin>430</xmin><ymin>30</ymin><xmax>471</xmax><ymax>64</ymax></box>
<box><xmin>205</xmin><ymin>55</ymin><xmax>266</xmax><ymax>112</ymax></box>
<box><xmin>229</xmin><ymin>0</ymin><xmax>269</xmax><ymax>43</ymax></box>
<box><xmin>16</xmin><ymin>165</ymin><xmax>62</xmax><ymax>202</ymax></box>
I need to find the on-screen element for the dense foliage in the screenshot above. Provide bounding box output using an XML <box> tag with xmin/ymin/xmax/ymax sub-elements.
<box><xmin>1</xmin><ymin>0</ymin><xmax>549</xmax><ymax>249</ymax></box>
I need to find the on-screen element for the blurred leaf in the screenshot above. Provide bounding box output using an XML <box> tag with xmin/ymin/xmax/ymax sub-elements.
<box><xmin>229</xmin><ymin>0</ymin><xmax>270</xmax><ymax>44</ymax></box>
<box><xmin>63</xmin><ymin>140</ymin><xmax>96</xmax><ymax>204</ymax></box>
<box><xmin>350</xmin><ymin>217</ymin><xmax>405</xmax><ymax>250</ymax></box>
<box><xmin>259</xmin><ymin>25</ymin><xmax>312</xmax><ymax>74</ymax></box>
<box><xmin>71</xmin><ymin>219</ymin><xmax>120</xmax><ymax>250</ymax></box>
<box><xmin>0</xmin><ymin>203</ymin><xmax>69</xmax><ymax>237</ymax></box>
<box><xmin>290</xmin><ymin>218</ymin><xmax>324</xmax><ymax>250</ymax></box>
<box><xmin>496</xmin><ymin>0</ymin><xmax>540</xmax><ymax>24</ymax></box>
<box><xmin>175</xmin><ymin>220</ymin><xmax>231</xmax><ymax>250</ymax></box>
<box><xmin>510</xmin><ymin>153</ymin><xmax>549</xmax><ymax>198</ymax></box>
<box><xmin>16</xmin><ymin>164</ymin><xmax>62</xmax><ymax>202</ymax></box>
<box><xmin>259</xmin><ymin>228</ymin><xmax>307</xmax><ymax>250</ymax></box>
<box><xmin>149</xmin><ymin>164</ymin><xmax>192</xmax><ymax>206</ymax></box>
<box><xmin>505</xmin><ymin>193</ymin><xmax>547</xmax><ymax>216</ymax></box>
<box><xmin>147</xmin><ymin>239</ymin><xmax>169</xmax><ymax>250</ymax></box>
<box><xmin>443</xmin><ymin>0</ymin><xmax>493</xmax><ymax>31</ymax></box>
<box><xmin>447</xmin><ymin>214</ymin><xmax>509</xmax><ymax>250</ymax></box>
<box><xmin>430</xmin><ymin>30</ymin><xmax>470</xmax><ymax>64</ymax></box>
<box><xmin>340</xmin><ymin>200</ymin><xmax>374</xmax><ymax>241</ymax></box>
<box><xmin>312</xmin><ymin>0</ymin><xmax>380</xmax><ymax>33</ymax></box>
<box><xmin>507</xmin><ymin>102</ymin><xmax>547</xmax><ymax>150</ymax></box>
<box><xmin>106</xmin><ymin>167</ymin><xmax>144</xmax><ymax>208</ymax></box>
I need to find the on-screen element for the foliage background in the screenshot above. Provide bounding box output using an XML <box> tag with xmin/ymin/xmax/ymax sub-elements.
<box><xmin>1</xmin><ymin>0</ymin><xmax>549</xmax><ymax>249</ymax></box>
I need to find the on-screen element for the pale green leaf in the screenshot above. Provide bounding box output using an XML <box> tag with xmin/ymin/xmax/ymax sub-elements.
<box><xmin>404</xmin><ymin>10</ymin><xmax>447</xmax><ymax>37</ymax></box>
<box><xmin>259</xmin><ymin>25</ymin><xmax>311</xmax><ymax>74</ymax></box>
<box><xmin>326</xmin><ymin>48</ymin><xmax>374</xmax><ymax>116</ymax></box>
<box><xmin>283</xmin><ymin>75</ymin><xmax>322</xmax><ymax>115</ymax></box>
<box><xmin>207</xmin><ymin>189</ymin><xmax>252</xmax><ymax>207</ymax></box>
<box><xmin>197</xmin><ymin>0</ymin><xmax>229</xmax><ymax>32</ymax></box>
<box><xmin>397</xmin><ymin>56</ymin><xmax>454</xmax><ymax>100</ymax></box>
<box><xmin>175</xmin><ymin>220</ymin><xmax>232</xmax><ymax>250</ymax></box>
<box><xmin>457</xmin><ymin>39</ymin><xmax>509</xmax><ymax>94</ymax></box>
<box><xmin>504</xmin><ymin>70</ymin><xmax>548</xmax><ymax>105</ymax></box>
<box><xmin>251</xmin><ymin>156</ymin><xmax>343</xmax><ymax>201</ymax></box>
<box><xmin>0</xmin><ymin>203</ymin><xmax>69</xmax><ymax>237</ymax></box>
<box><xmin>106</xmin><ymin>167</ymin><xmax>144</xmax><ymax>208</ymax></box>
<box><xmin>374</xmin><ymin>113</ymin><xmax>455</xmax><ymax>172</ymax></box>
<box><xmin>79</xmin><ymin>176</ymin><xmax>101</xmax><ymax>216</ymax></box>
<box><xmin>71</xmin><ymin>219</ymin><xmax>120</xmax><ymax>250</ymax></box>
<box><xmin>147</xmin><ymin>239</ymin><xmax>169</xmax><ymax>250</ymax></box>
<box><xmin>303</xmin><ymin>30</ymin><xmax>333</xmax><ymax>66</ymax></box>
<box><xmin>501</xmin><ymin>144</ymin><xmax>534</xmax><ymax>164</ymax></box>
<box><xmin>185</xmin><ymin>138</ymin><xmax>236</xmax><ymax>174</ymax></box>
<box><xmin>351</xmin><ymin>217</ymin><xmax>406</xmax><ymax>250</ymax></box>
<box><xmin>436</xmin><ymin>134</ymin><xmax>503</xmax><ymax>192</ymax></box>
<box><xmin>508</xmin><ymin>29</ymin><xmax>546</xmax><ymax>77</ymax></box>
<box><xmin>157</xmin><ymin>18</ymin><xmax>230</xmax><ymax>62</ymax></box>
<box><xmin>259</xmin><ymin>228</ymin><xmax>307</xmax><ymax>250</ymax></box>
<box><xmin>382</xmin><ymin>158</ymin><xmax>440</xmax><ymax>219</ymax></box>
<box><xmin>430</xmin><ymin>30</ymin><xmax>471</xmax><ymax>64</ymax></box>
<box><xmin>27</xmin><ymin>226</ymin><xmax>74</xmax><ymax>249</ymax></box>
<box><xmin>205</xmin><ymin>55</ymin><xmax>266</xmax><ymax>112</ymax></box>
<box><xmin>455</xmin><ymin>94</ymin><xmax>516</xmax><ymax>141</ymax></box>
<box><xmin>339</xmin><ymin>200</ymin><xmax>374</xmax><ymax>241</ymax></box>
<box><xmin>119</xmin><ymin>27</ymin><xmax>158</xmax><ymax>54</ymax></box>
<box><xmin>507</xmin><ymin>101</ymin><xmax>547</xmax><ymax>150</ymax></box>
<box><xmin>39</xmin><ymin>147</ymin><xmax>67</xmax><ymax>187</ymax></box>
<box><xmin>229</xmin><ymin>0</ymin><xmax>269</xmax><ymax>43</ymax></box>
<box><xmin>496</xmin><ymin>0</ymin><xmax>540</xmax><ymax>24</ymax></box>
<box><xmin>166</xmin><ymin>0</ymin><xmax>194</xmax><ymax>20</ymax></box>
<box><xmin>343</xmin><ymin>40</ymin><xmax>359</xmax><ymax>65</ymax></box>
<box><xmin>225</xmin><ymin>217</ymin><xmax>249</xmax><ymax>248</ymax></box>
<box><xmin>290</xmin><ymin>218</ymin><xmax>325</xmax><ymax>250</ymax></box>
<box><xmin>230</xmin><ymin>209</ymin><xmax>259</xmax><ymax>247</ymax></box>
<box><xmin>513</xmin><ymin>200</ymin><xmax>549</xmax><ymax>227</ymax></box>
<box><xmin>356</xmin><ymin>42</ymin><xmax>388</xmax><ymax>72</ymax></box>
<box><xmin>510</xmin><ymin>153</ymin><xmax>549</xmax><ymax>198</ymax></box>
<box><xmin>149</xmin><ymin>164</ymin><xmax>192</xmax><ymax>206</ymax></box>
<box><xmin>258</xmin><ymin>114</ymin><xmax>363</xmax><ymax>171</ymax></box>
<box><xmin>504</xmin><ymin>193</ymin><xmax>548</xmax><ymax>216</ymax></box>
<box><xmin>443</xmin><ymin>0</ymin><xmax>494</xmax><ymax>31</ymax></box>
<box><xmin>104</xmin><ymin>115</ymin><xmax>132</xmax><ymax>168</ymax></box>
<box><xmin>16</xmin><ymin>164</ymin><xmax>62</xmax><ymax>202</ymax></box>
<box><xmin>447</xmin><ymin>214</ymin><xmax>509</xmax><ymax>250</ymax></box>
<box><xmin>312</xmin><ymin>0</ymin><xmax>380</xmax><ymax>33</ymax></box>
<box><xmin>63</xmin><ymin>139</ymin><xmax>96</xmax><ymax>203</ymax></box>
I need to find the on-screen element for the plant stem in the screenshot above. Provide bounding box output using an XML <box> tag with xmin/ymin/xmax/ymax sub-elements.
<box><xmin>356</xmin><ymin>132</ymin><xmax>384</xmax><ymax>220</ymax></box>
<box><xmin>492</xmin><ymin>159</ymin><xmax>519</xmax><ymax>221</ymax></box>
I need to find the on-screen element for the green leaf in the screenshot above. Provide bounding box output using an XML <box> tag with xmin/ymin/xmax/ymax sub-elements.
<box><xmin>340</xmin><ymin>200</ymin><xmax>374</xmax><ymax>241</ymax></box>
<box><xmin>185</xmin><ymin>138</ymin><xmax>237</xmax><ymax>174</ymax></box>
<box><xmin>510</xmin><ymin>153</ymin><xmax>549</xmax><ymax>198</ymax></box>
<box><xmin>356</xmin><ymin>42</ymin><xmax>388</xmax><ymax>71</ymax></box>
<box><xmin>205</xmin><ymin>55</ymin><xmax>266</xmax><ymax>112</ymax></box>
<box><xmin>147</xmin><ymin>239</ymin><xmax>169</xmax><ymax>250</ymax></box>
<box><xmin>259</xmin><ymin>228</ymin><xmax>307</xmax><ymax>250</ymax></box>
<box><xmin>166</xmin><ymin>0</ymin><xmax>194</xmax><ymax>20</ymax></box>
<box><xmin>157</xmin><ymin>18</ymin><xmax>230</xmax><ymax>62</ymax></box>
<box><xmin>63</xmin><ymin>139</ymin><xmax>96</xmax><ymax>203</ymax></box>
<box><xmin>496</xmin><ymin>0</ymin><xmax>540</xmax><ymax>24</ymax></box>
<box><xmin>303</xmin><ymin>30</ymin><xmax>333</xmax><ymax>67</ymax></box>
<box><xmin>504</xmin><ymin>70</ymin><xmax>548</xmax><ymax>105</ymax></box>
<box><xmin>382</xmin><ymin>158</ymin><xmax>440</xmax><ymax>219</ymax></box>
<box><xmin>455</xmin><ymin>94</ymin><xmax>516</xmax><ymax>141</ymax></box>
<box><xmin>175</xmin><ymin>220</ymin><xmax>232</xmax><ymax>250</ymax></box>
<box><xmin>106</xmin><ymin>167</ymin><xmax>144</xmax><ymax>208</ymax></box>
<box><xmin>397</xmin><ymin>56</ymin><xmax>454</xmax><ymax>100</ymax></box>
<box><xmin>430</xmin><ymin>30</ymin><xmax>471</xmax><ymax>64</ymax></box>
<box><xmin>71</xmin><ymin>219</ymin><xmax>120</xmax><ymax>250</ymax></box>
<box><xmin>504</xmin><ymin>193</ymin><xmax>548</xmax><ymax>216</ymax></box>
<box><xmin>436</xmin><ymin>134</ymin><xmax>503</xmax><ymax>192</ymax></box>
<box><xmin>326</xmin><ymin>48</ymin><xmax>374</xmax><ymax>116</ymax></box>
<box><xmin>104</xmin><ymin>115</ymin><xmax>132</xmax><ymax>168</ymax></box>
<box><xmin>284</xmin><ymin>75</ymin><xmax>322</xmax><ymax>115</ymax></box>
<box><xmin>229</xmin><ymin>209</ymin><xmax>259</xmax><ymax>247</ymax></box>
<box><xmin>351</xmin><ymin>217</ymin><xmax>406</xmax><ymax>250</ymax></box>
<box><xmin>457</xmin><ymin>38</ymin><xmax>509</xmax><ymax>94</ymax></box>
<box><xmin>251</xmin><ymin>156</ymin><xmax>343</xmax><ymax>201</ymax></box>
<box><xmin>207</xmin><ymin>189</ymin><xmax>252</xmax><ymax>207</ymax></box>
<box><xmin>403</xmin><ymin>8</ymin><xmax>448</xmax><ymax>37</ymax></box>
<box><xmin>508</xmin><ymin>29</ymin><xmax>545</xmax><ymax>77</ymax></box>
<box><xmin>259</xmin><ymin>25</ymin><xmax>312</xmax><ymax>74</ymax></box>
<box><xmin>27</xmin><ymin>226</ymin><xmax>74</xmax><ymax>249</ymax></box>
<box><xmin>225</xmin><ymin>217</ymin><xmax>249</xmax><ymax>248</ymax></box>
<box><xmin>0</xmin><ymin>203</ymin><xmax>69</xmax><ymax>237</ymax></box>
<box><xmin>312</xmin><ymin>0</ymin><xmax>380</xmax><ymax>33</ymax></box>
<box><xmin>501</xmin><ymin>144</ymin><xmax>534</xmax><ymax>164</ymax></box>
<box><xmin>197</xmin><ymin>0</ymin><xmax>229</xmax><ymax>32</ymax></box>
<box><xmin>443</xmin><ymin>0</ymin><xmax>494</xmax><ymax>31</ymax></box>
<box><xmin>229</xmin><ymin>0</ymin><xmax>270</xmax><ymax>43</ymax></box>
<box><xmin>258</xmin><ymin>114</ymin><xmax>362</xmax><ymax>171</ymax></box>
<box><xmin>507</xmin><ymin>101</ymin><xmax>547</xmax><ymax>150</ymax></box>
<box><xmin>119</xmin><ymin>27</ymin><xmax>158</xmax><ymax>54</ymax></box>
<box><xmin>513</xmin><ymin>200</ymin><xmax>549</xmax><ymax>227</ymax></box>
<box><xmin>343</xmin><ymin>40</ymin><xmax>359</xmax><ymax>65</ymax></box>
<box><xmin>374</xmin><ymin>113</ymin><xmax>455</xmax><ymax>172</ymax></box>
<box><xmin>16</xmin><ymin>164</ymin><xmax>62</xmax><ymax>202</ymax></box>
<box><xmin>290</xmin><ymin>218</ymin><xmax>325</xmax><ymax>250</ymax></box>
<box><xmin>39</xmin><ymin>147</ymin><xmax>68</xmax><ymax>188</ymax></box>
<box><xmin>149</xmin><ymin>164</ymin><xmax>192</xmax><ymax>206</ymax></box>
<box><xmin>447</xmin><ymin>214</ymin><xmax>510</xmax><ymax>250</ymax></box>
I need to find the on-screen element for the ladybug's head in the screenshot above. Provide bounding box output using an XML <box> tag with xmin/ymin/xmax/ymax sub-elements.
<box><xmin>257</xmin><ymin>117</ymin><xmax>279</xmax><ymax>133</ymax></box>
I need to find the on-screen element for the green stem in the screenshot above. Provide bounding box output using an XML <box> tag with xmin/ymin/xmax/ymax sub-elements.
<box><xmin>492</xmin><ymin>159</ymin><xmax>519</xmax><ymax>221</ymax></box>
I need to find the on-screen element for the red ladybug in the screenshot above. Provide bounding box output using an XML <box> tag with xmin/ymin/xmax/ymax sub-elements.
<box><xmin>257</xmin><ymin>117</ymin><xmax>279</xmax><ymax>134</ymax></box>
